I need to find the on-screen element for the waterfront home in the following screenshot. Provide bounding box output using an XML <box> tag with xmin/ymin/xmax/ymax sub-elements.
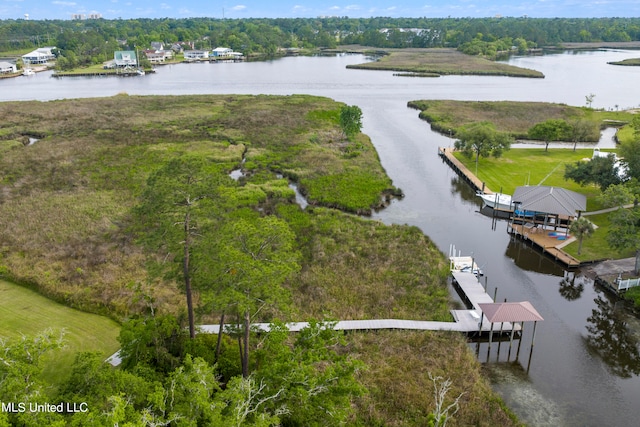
<box><xmin>212</xmin><ymin>47</ymin><xmax>244</xmax><ymax>59</ymax></box>
<box><xmin>144</xmin><ymin>49</ymin><xmax>173</xmax><ymax>63</ymax></box>
<box><xmin>114</xmin><ymin>51</ymin><xmax>138</xmax><ymax>68</ymax></box>
<box><xmin>0</xmin><ymin>61</ymin><xmax>17</xmax><ymax>74</ymax></box>
<box><xmin>22</xmin><ymin>47</ymin><xmax>56</xmax><ymax>64</ymax></box>
<box><xmin>184</xmin><ymin>50</ymin><xmax>209</xmax><ymax>60</ymax></box>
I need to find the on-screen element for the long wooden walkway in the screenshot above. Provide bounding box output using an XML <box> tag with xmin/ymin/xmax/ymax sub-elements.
<box><xmin>106</xmin><ymin>269</ymin><xmax>523</xmax><ymax>366</ymax></box>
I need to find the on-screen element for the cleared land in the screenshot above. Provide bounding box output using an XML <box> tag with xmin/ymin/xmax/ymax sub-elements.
<box><xmin>452</xmin><ymin>149</ymin><xmax>633</xmax><ymax>262</ymax></box>
<box><xmin>0</xmin><ymin>279</ymin><xmax>120</xmax><ymax>385</ymax></box>
<box><xmin>346</xmin><ymin>48</ymin><xmax>544</xmax><ymax>78</ymax></box>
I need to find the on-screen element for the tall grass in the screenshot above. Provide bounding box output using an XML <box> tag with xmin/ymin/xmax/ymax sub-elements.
<box><xmin>0</xmin><ymin>95</ymin><xmax>518</xmax><ymax>425</ymax></box>
<box><xmin>409</xmin><ymin>100</ymin><xmax>637</xmax><ymax>143</ymax></box>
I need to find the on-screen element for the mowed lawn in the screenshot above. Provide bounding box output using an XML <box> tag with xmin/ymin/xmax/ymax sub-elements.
<box><xmin>453</xmin><ymin>147</ymin><xmax>636</xmax><ymax>261</ymax></box>
<box><xmin>0</xmin><ymin>279</ymin><xmax>120</xmax><ymax>384</ymax></box>
<box><xmin>454</xmin><ymin>147</ymin><xmax>611</xmax><ymax>211</ymax></box>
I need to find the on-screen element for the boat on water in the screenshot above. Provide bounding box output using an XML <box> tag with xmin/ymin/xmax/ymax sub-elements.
<box><xmin>477</xmin><ymin>192</ymin><xmax>513</xmax><ymax>211</ymax></box>
<box><xmin>22</xmin><ymin>68</ymin><xmax>34</xmax><ymax>76</ymax></box>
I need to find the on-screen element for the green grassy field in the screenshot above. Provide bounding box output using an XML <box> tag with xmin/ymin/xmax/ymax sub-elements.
<box><xmin>0</xmin><ymin>279</ymin><xmax>120</xmax><ymax>385</ymax></box>
<box><xmin>454</xmin><ymin>148</ymin><xmax>607</xmax><ymax>210</ymax></box>
<box><xmin>453</xmin><ymin>148</ymin><xmax>637</xmax><ymax>261</ymax></box>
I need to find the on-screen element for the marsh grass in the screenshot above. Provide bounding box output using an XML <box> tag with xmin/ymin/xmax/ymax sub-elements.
<box><xmin>409</xmin><ymin>99</ymin><xmax>636</xmax><ymax>140</ymax></box>
<box><xmin>281</xmin><ymin>207</ymin><xmax>451</xmax><ymax>321</ymax></box>
<box><xmin>0</xmin><ymin>95</ymin><xmax>517</xmax><ymax>425</ymax></box>
<box><xmin>350</xmin><ymin>331</ymin><xmax>520</xmax><ymax>426</ymax></box>
<box><xmin>0</xmin><ymin>95</ymin><xmax>396</xmax><ymax>313</ymax></box>
<box><xmin>347</xmin><ymin>48</ymin><xmax>544</xmax><ymax>78</ymax></box>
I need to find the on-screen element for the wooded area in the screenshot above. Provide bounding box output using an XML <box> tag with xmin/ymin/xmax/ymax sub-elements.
<box><xmin>2</xmin><ymin>17</ymin><xmax>640</xmax><ymax>67</ymax></box>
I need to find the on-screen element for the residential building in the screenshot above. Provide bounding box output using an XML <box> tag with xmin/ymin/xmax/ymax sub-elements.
<box><xmin>22</xmin><ymin>47</ymin><xmax>56</xmax><ymax>64</ymax></box>
<box><xmin>113</xmin><ymin>51</ymin><xmax>138</xmax><ymax>67</ymax></box>
<box><xmin>184</xmin><ymin>50</ymin><xmax>209</xmax><ymax>60</ymax></box>
<box><xmin>0</xmin><ymin>61</ymin><xmax>17</xmax><ymax>74</ymax></box>
<box><xmin>144</xmin><ymin>49</ymin><xmax>173</xmax><ymax>63</ymax></box>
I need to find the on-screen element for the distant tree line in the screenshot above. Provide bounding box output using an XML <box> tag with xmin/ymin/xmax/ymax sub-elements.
<box><xmin>1</xmin><ymin>17</ymin><xmax>640</xmax><ymax>66</ymax></box>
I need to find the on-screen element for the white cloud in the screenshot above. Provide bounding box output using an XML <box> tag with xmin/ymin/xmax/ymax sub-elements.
<box><xmin>52</xmin><ymin>1</ymin><xmax>77</xmax><ymax>6</ymax></box>
<box><xmin>345</xmin><ymin>4</ymin><xmax>361</xmax><ymax>11</ymax></box>
<box><xmin>160</xmin><ymin>3</ymin><xmax>171</xmax><ymax>10</ymax></box>
<box><xmin>231</xmin><ymin>5</ymin><xmax>246</xmax><ymax>11</ymax></box>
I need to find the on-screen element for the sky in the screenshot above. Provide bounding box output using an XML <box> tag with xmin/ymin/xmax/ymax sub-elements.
<box><xmin>2</xmin><ymin>0</ymin><xmax>640</xmax><ymax>21</ymax></box>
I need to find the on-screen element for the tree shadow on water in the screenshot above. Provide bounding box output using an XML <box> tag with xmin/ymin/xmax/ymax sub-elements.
<box><xmin>585</xmin><ymin>294</ymin><xmax>640</xmax><ymax>378</ymax></box>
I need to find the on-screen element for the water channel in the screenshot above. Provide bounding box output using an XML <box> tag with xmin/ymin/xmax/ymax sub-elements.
<box><xmin>2</xmin><ymin>48</ymin><xmax>640</xmax><ymax>426</ymax></box>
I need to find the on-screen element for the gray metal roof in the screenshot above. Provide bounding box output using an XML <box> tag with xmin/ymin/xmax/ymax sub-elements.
<box><xmin>512</xmin><ymin>186</ymin><xmax>586</xmax><ymax>216</ymax></box>
<box><xmin>478</xmin><ymin>301</ymin><xmax>544</xmax><ymax>323</ymax></box>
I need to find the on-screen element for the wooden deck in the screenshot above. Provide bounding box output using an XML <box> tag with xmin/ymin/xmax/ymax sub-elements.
<box><xmin>508</xmin><ymin>223</ymin><xmax>581</xmax><ymax>267</ymax></box>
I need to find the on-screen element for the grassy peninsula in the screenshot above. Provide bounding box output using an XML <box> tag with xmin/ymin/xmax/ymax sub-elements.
<box><xmin>346</xmin><ymin>48</ymin><xmax>544</xmax><ymax>78</ymax></box>
<box><xmin>0</xmin><ymin>94</ymin><xmax>517</xmax><ymax>425</ymax></box>
<box><xmin>408</xmin><ymin>99</ymin><xmax>637</xmax><ymax>141</ymax></box>
<box><xmin>608</xmin><ymin>58</ymin><xmax>640</xmax><ymax>66</ymax></box>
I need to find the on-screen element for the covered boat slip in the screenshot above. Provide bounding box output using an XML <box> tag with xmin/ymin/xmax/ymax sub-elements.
<box><xmin>449</xmin><ymin>270</ymin><xmax>543</xmax><ymax>337</ymax></box>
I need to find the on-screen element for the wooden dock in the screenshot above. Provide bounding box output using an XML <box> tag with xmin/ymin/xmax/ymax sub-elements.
<box><xmin>196</xmin><ymin>270</ymin><xmax>519</xmax><ymax>337</ymax></box>
<box><xmin>438</xmin><ymin>147</ymin><xmax>492</xmax><ymax>194</ymax></box>
<box><xmin>107</xmin><ymin>268</ymin><xmax>525</xmax><ymax>366</ymax></box>
<box><xmin>508</xmin><ymin>223</ymin><xmax>581</xmax><ymax>267</ymax></box>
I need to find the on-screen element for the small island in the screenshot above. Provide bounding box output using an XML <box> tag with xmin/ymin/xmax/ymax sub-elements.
<box><xmin>345</xmin><ymin>47</ymin><xmax>545</xmax><ymax>78</ymax></box>
<box><xmin>608</xmin><ymin>58</ymin><xmax>640</xmax><ymax>66</ymax></box>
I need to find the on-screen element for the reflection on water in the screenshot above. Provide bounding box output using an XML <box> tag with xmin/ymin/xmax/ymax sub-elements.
<box><xmin>505</xmin><ymin>238</ymin><xmax>567</xmax><ymax>277</ymax></box>
<box><xmin>586</xmin><ymin>295</ymin><xmax>640</xmax><ymax>378</ymax></box>
<box><xmin>558</xmin><ymin>272</ymin><xmax>585</xmax><ymax>301</ymax></box>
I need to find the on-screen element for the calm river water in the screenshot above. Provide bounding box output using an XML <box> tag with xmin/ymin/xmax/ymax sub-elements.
<box><xmin>2</xmin><ymin>49</ymin><xmax>640</xmax><ymax>426</ymax></box>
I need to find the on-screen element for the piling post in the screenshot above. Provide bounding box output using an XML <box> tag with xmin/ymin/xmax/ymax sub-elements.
<box><xmin>507</xmin><ymin>322</ymin><xmax>516</xmax><ymax>361</ymax></box>
<box><xmin>486</xmin><ymin>322</ymin><xmax>494</xmax><ymax>362</ymax></box>
<box><xmin>497</xmin><ymin>321</ymin><xmax>504</xmax><ymax>360</ymax></box>
<box><xmin>476</xmin><ymin>311</ymin><xmax>484</xmax><ymax>357</ymax></box>
<box><xmin>516</xmin><ymin>321</ymin><xmax>525</xmax><ymax>361</ymax></box>
<box><xmin>527</xmin><ymin>320</ymin><xmax>539</xmax><ymax>373</ymax></box>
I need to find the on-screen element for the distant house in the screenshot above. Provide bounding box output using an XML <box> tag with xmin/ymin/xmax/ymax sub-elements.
<box><xmin>113</xmin><ymin>51</ymin><xmax>138</xmax><ymax>67</ymax></box>
<box><xmin>184</xmin><ymin>50</ymin><xmax>209</xmax><ymax>60</ymax></box>
<box><xmin>0</xmin><ymin>61</ymin><xmax>17</xmax><ymax>74</ymax></box>
<box><xmin>22</xmin><ymin>47</ymin><xmax>56</xmax><ymax>64</ymax></box>
<box><xmin>150</xmin><ymin>42</ymin><xmax>165</xmax><ymax>51</ymax></box>
<box><xmin>212</xmin><ymin>47</ymin><xmax>243</xmax><ymax>59</ymax></box>
<box><xmin>212</xmin><ymin>47</ymin><xmax>232</xmax><ymax>57</ymax></box>
<box><xmin>143</xmin><ymin>49</ymin><xmax>173</xmax><ymax>63</ymax></box>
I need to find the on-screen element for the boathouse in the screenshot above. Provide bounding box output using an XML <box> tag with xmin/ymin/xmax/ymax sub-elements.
<box><xmin>512</xmin><ymin>185</ymin><xmax>586</xmax><ymax>228</ymax></box>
